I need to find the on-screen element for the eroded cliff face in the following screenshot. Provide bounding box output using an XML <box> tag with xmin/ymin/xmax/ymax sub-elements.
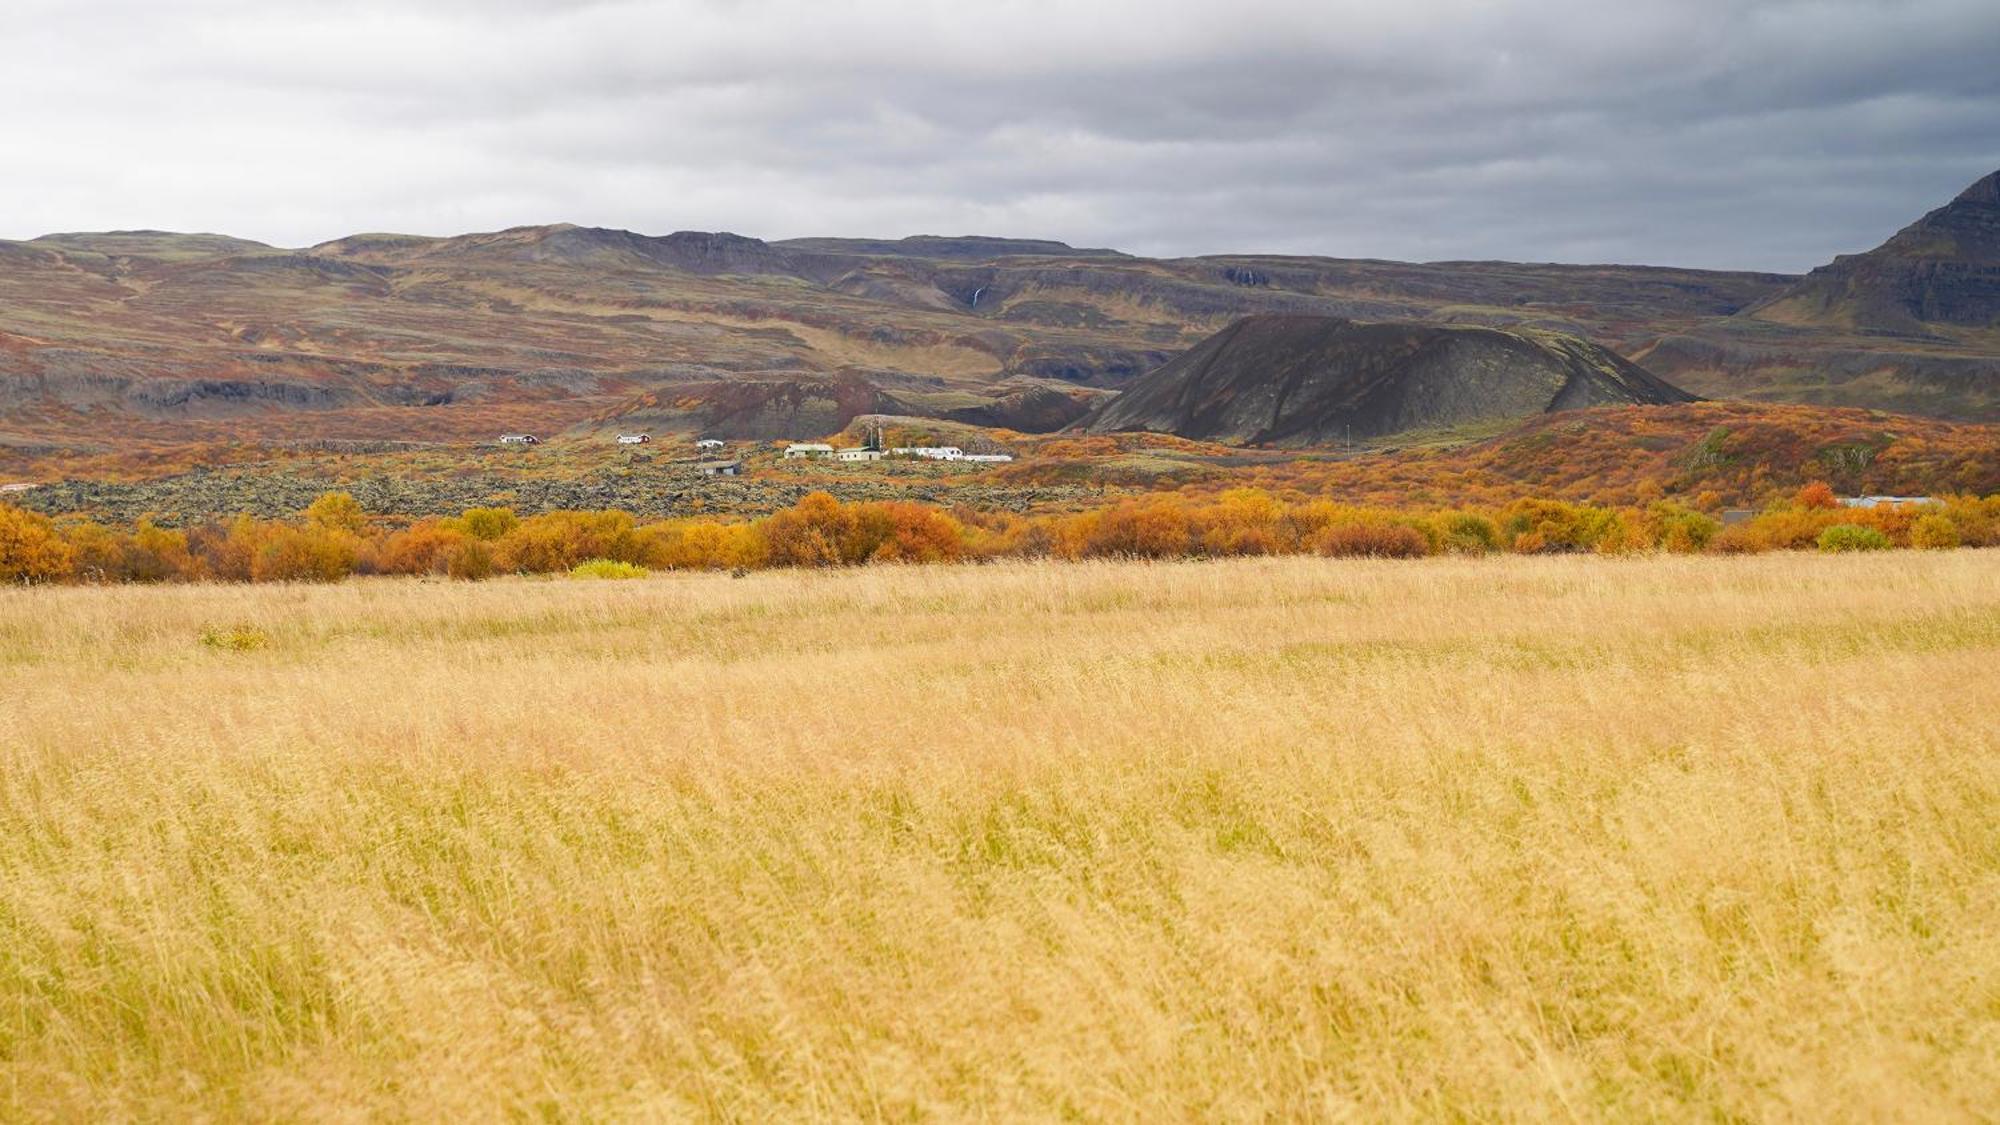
<box><xmin>1753</xmin><ymin>170</ymin><xmax>2000</xmax><ymax>333</ymax></box>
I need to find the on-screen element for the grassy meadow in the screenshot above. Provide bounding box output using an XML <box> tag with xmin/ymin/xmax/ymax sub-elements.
<box><xmin>2</xmin><ymin>552</ymin><xmax>1998</xmax><ymax>1119</ymax></box>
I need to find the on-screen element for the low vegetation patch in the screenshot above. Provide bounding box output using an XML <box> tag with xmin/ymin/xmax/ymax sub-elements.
<box><xmin>568</xmin><ymin>558</ymin><xmax>648</xmax><ymax>580</ymax></box>
<box><xmin>4</xmin><ymin>480</ymin><xmax>1997</xmax><ymax>585</ymax></box>
<box><xmin>197</xmin><ymin>623</ymin><xmax>271</xmax><ymax>651</ymax></box>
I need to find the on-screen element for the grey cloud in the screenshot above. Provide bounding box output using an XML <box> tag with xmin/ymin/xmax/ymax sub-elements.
<box><xmin>1</xmin><ymin>0</ymin><xmax>1996</xmax><ymax>271</ymax></box>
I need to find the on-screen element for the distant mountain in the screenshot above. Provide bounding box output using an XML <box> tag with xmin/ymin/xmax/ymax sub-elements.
<box><xmin>774</xmin><ymin>235</ymin><xmax>1127</xmax><ymax>260</ymax></box>
<box><xmin>1751</xmin><ymin>170</ymin><xmax>2000</xmax><ymax>333</ymax></box>
<box><xmin>12</xmin><ymin>181</ymin><xmax>2000</xmax><ymax>475</ymax></box>
<box><xmin>1629</xmin><ymin>170</ymin><xmax>2000</xmax><ymax>419</ymax></box>
<box><xmin>1088</xmin><ymin>315</ymin><xmax>1694</xmax><ymax>446</ymax></box>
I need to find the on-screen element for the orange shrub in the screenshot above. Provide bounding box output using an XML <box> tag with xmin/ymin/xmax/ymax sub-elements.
<box><xmin>1909</xmin><ymin>514</ymin><xmax>1960</xmax><ymax>550</ymax></box>
<box><xmin>1072</xmin><ymin>499</ymin><xmax>1194</xmax><ymax>559</ymax></box>
<box><xmin>496</xmin><ymin>511</ymin><xmax>640</xmax><ymax>573</ymax></box>
<box><xmin>378</xmin><ymin>520</ymin><xmax>477</xmax><ymax>577</ymax></box>
<box><xmin>305</xmin><ymin>491</ymin><xmax>368</xmax><ymax>534</ymax></box>
<box><xmin>1315</xmin><ymin>522</ymin><xmax>1432</xmax><ymax>558</ymax></box>
<box><xmin>639</xmin><ymin>520</ymin><xmax>768</xmax><ymax>570</ymax></box>
<box><xmin>1795</xmin><ymin>481</ymin><xmax>1839</xmax><ymax>510</ymax></box>
<box><xmin>759</xmin><ymin>492</ymin><xmax>856</xmax><ymax>567</ymax></box>
<box><xmin>850</xmin><ymin>502</ymin><xmax>967</xmax><ymax>563</ymax></box>
<box><xmin>1</xmin><ymin>503</ymin><xmax>76</xmax><ymax>583</ymax></box>
<box><xmin>251</xmin><ymin>526</ymin><xmax>360</xmax><ymax>583</ymax></box>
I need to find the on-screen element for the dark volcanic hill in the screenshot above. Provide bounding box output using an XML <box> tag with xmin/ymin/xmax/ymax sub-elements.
<box><xmin>1751</xmin><ymin>170</ymin><xmax>2000</xmax><ymax>332</ymax></box>
<box><xmin>1088</xmin><ymin>316</ymin><xmax>1695</xmax><ymax>446</ymax></box>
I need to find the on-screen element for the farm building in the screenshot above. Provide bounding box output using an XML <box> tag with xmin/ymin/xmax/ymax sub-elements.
<box><xmin>695</xmin><ymin>438</ymin><xmax>726</xmax><ymax>451</ymax></box>
<box><xmin>784</xmin><ymin>443</ymin><xmax>835</xmax><ymax>459</ymax></box>
<box><xmin>891</xmin><ymin>446</ymin><xmax>963</xmax><ymax>461</ymax></box>
<box><xmin>696</xmin><ymin>460</ymin><xmax>742</xmax><ymax>477</ymax></box>
<box><xmin>615</xmin><ymin>433</ymin><xmax>650</xmax><ymax>445</ymax></box>
<box><xmin>835</xmin><ymin>447</ymin><xmax>884</xmax><ymax>462</ymax></box>
<box><xmin>1839</xmin><ymin>496</ymin><xmax>1935</xmax><ymax>509</ymax></box>
<box><xmin>498</xmin><ymin>434</ymin><xmax>539</xmax><ymax>445</ymax></box>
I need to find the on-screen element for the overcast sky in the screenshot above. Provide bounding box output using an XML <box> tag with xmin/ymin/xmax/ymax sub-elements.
<box><xmin>4</xmin><ymin>0</ymin><xmax>1996</xmax><ymax>272</ymax></box>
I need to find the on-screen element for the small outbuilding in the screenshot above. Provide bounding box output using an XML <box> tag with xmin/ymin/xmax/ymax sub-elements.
<box><xmin>1839</xmin><ymin>495</ymin><xmax>1934</xmax><ymax>509</ymax></box>
<box><xmin>695</xmin><ymin>438</ymin><xmax>727</xmax><ymax>451</ymax></box>
<box><xmin>696</xmin><ymin>459</ymin><xmax>743</xmax><ymax>477</ymax></box>
<box><xmin>616</xmin><ymin>433</ymin><xmax>651</xmax><ymax>445</ymax></box>
<box><xmin>498</xmin><ymin>434</ymin><xmax>539</xmax><ymax>445</ymax></box>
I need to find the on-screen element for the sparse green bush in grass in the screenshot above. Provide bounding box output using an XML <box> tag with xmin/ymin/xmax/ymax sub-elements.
<box><xmin>198</xmin><ymin>624</ymin><xmax>271</xmax><ymax>651</ymax></box>
<box><xmin>1817</xmin><ymin>524</ymin><xmax>1892</xmax><ymax>552</ymax></box>
<box><xmin>569</xmin><ymin>558</ymin><xmax>648</xmax><ymax>580</ymax></box>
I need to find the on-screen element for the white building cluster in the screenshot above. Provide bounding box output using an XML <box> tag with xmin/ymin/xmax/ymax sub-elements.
<box><xmin>888</xmin><ymin>446</ymin><xmax>1013</xmax><ymax>463</ymax></box>
<box><xmin>782</xmin><ymin>439</ymin><xmax>1014</xmax><ymax>464</ymax></box>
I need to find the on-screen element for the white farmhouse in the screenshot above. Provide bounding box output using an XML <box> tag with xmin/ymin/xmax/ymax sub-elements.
<box><xmin>891</xmin><ymin>446</ymin><xmax>963</xmax><ymax>461</ymax></box>
<box><xmin>784</xmin><ymin>443</ymin><xmax>835</xmax><ymax>459</ymax></box>
<box><xmin>835</xmin><ymin>447</ymin><xmax>885</xmax><ymax>462</ymax></box>
<box><xmin>695</xmin><ymin>438</ymin><xmax>726</xmax><ymax>452</ymax></box>
<box><xmin>1838</xmin><ymin>496</ymin><xmax>1935</xmax><ymax>509</ymax></box>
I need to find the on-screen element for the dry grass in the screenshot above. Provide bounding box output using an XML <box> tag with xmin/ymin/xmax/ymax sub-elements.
<box><xmin>2</xmin><ymin>552</ymin><xmax>1998</xmax><ymax>1120</ymax></box>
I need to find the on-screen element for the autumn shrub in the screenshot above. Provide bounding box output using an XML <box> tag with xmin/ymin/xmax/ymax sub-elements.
<box><xmin>0</xmin><ymin>503</ymin><xmax>75</xmax><ymax>583</ymax></box>
<box><xmin>497</xmin><ymin>511</ymin><xmax>640</xmax><ymax>573</ymax></box>
<box><xmin>1199</xmin><ymin>489</ymin><xmax>1288</xmax><ymax>556</ymax></box>
<box><xmin>849</xmin><ymin>502</ymin><xmax>967</xmax><ymax>563</ymax></box>
<box><xmin>1908</xmin><ymin>514</ymin><xmax>1960</xmax><ymax>550</ymax></box>
<box><xmin>1433</xmin><ymin>511</ymin><xmax>1499</xmax><ymax>554</ymax></box>
<box><xmin>1646</xmin><ymin>503</ymin><xmax>1722</xmax><ymax>554</ymax></box>
<box><xmin>456</xmin><ymin>507</ymin><xmax>520</xmax><ymax>541</ymax></box>
<box><xmin>1817</xmin><ymin>524</ymin><xmax>1892</xmax><ymax>553</ymax></box>
<box><xmin>446</xmin><ymin>540</ymin><xmax>496</xmax><ymax>581</ymax></box>
<box><xmin>1316</xmin><ymin>522</ymin><xmax>1431</xmax><ymax>558</ymax></box>
<box><xmin>252</xmin><ymin>526</ymin><xmax>360</xmax><ymax>582</ymax></box>
<box><xmin>1069</xmin><ymin>499</ymin><xmax>1195</xmax><ymax>559</ymax></box>
<box><xmin>759</xmin><ymin>492</ymin><xmax>856</xmax><ymax>567</ymax></box>
<box><xmin>1937</xmin><ymin>495</ymin><xmax>2000</xmax><ymax>546</ymax></box>
<box><xmin>377</xmin><ymin>520</ymin><xmax>474</xmax><ymax>576</ymax></box>
<box><xmin>1794</xmin><ymin>480</ymin><xmax>1839</xmax><ymax>510</ymax></box>
<box><xmin>126</xmin><ymin>520</ymin><xmax>198</xmax><ymax>582</ymax></box>
<box><xmin>1501</xmin><ymin>499</ymin><xmax>1618</xmax><ymax>554</ymax></box>
<box><xmin>1728</xmin><ymin>508</ymin><xmax>1840</xmax><ymax>552</ymax></box>
<box><xmin>639</xmin><ymin>520</ymin><xmax>766</xmax><ymax>571</ymax></box>
<box><xmin>305</xmin><ymin>491</ymin><xmax>368</xmax><ymax>534</ymax></box>
<box><xmin>60</xmin><ymin>521</ymin><xmax>129</xmax><ymax>582</ymax></box>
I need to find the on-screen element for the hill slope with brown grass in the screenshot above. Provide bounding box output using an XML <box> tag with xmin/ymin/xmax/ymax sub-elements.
<box><xmin>4</xmin><ymin>172</ymin><xmax>1998</xmax><ymax>482</ymax></box>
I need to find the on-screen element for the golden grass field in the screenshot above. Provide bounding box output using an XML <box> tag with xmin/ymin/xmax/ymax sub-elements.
<box><xmin>2</xmin><ymin>552</ymin><xmax>1998</xmax><ymax>1120</ymax></box>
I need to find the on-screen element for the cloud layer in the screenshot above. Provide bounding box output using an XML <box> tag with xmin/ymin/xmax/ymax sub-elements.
<box><xmin>5</xmin><ymin>0</ymin><xmax>1997</xmax><ymax>270</ymax></box>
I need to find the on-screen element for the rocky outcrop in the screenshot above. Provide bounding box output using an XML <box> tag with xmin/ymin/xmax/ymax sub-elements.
<box><xmin>1751</xmin><ymin>170</ymin><xmax>2000</xmax><ymax>332</ymax></box>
